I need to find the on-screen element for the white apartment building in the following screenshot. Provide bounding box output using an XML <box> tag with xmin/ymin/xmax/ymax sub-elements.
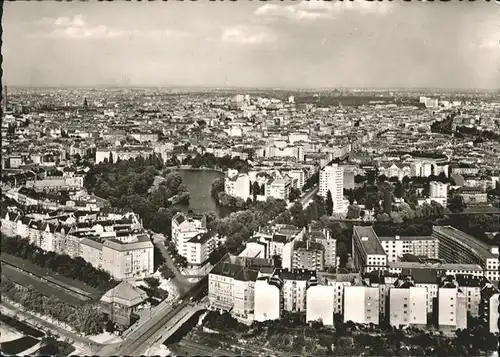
<box><xmin>352</xmin><ymin>226</ymin><xmax>388</xmax><ymax>273</ymax></box>
<box><xmin>430</xmin><ymin>181</ymin><xmax>448</xmax><ymax>207</ymax></box>
<box><xmin>344</xmin><ymin>286</ymin><xmax>380</xmax><ymax>325</ymax></box>
<box><xmin>379</xmin><ymin>235</ymin><xmax>439</xmax><ymax>263</ymax></box>
<box><xmin>185</xmin><ymin>233</ymin><xmax>216</xmax><ymax>265</ymax></box>
<box><xmin>489</xmin><ymin>293</ymin><xmax>499</xmax><ymax>333</ymax></box>
<box><xmin>254</xmin><ymin>276</ymin><xmax>283</xmax><ymax>322</ymax></box>
<box><xmin>265</xmin><ymin>178</ymin><xmax>291</xmax><ymax>201</ymax></box>
<box><xmin>280</xmin><ymin>269</ymin><xmax>316</xmax><ymax>313</ymax></box>
<box><xmin>171</xmin><ymin>213</ymin><xmax>207</xmax><ymax>259</ymax></box>
<box><xmin>224</xmin><ymin>169</ymin><xmax>251</xmax><ymax>201</ymax></box>
<box><xmin>208</xmin><ymin>261</ymin><xmax>260</xmax><ymax>324</ymax></box>
<box><xmin>319</xmin><ymin>164</ymin><xmax>344</xmax><ymax>212</ymax></box>
<box><xmin>438</xmin><ymin>288</ymin><xmax>467</xmax><ymax>332</ymax></box>
<box><xmin>80</xmin><ymin>235</ymin><xmax>154</xmax><ymax>280</ymax></box>
<box><xmin>306</xmin><ymin>284</ymin><xmax>335</xmax><ymax>326</ymax></box>
<box><xmin>389</xmin><ymin>287</ymin><xmax>427</xmax><ymax>328</ymax></box>
<box><xmin>432</xmin><ymin>226</ymin><xmax>500</xmax><ymax>282</ymax></box>
<box><xmin>311</xmin><ymin>229</ymin><xmax>337</xmax><ymax>268</ymax></box>
<box><xmin>101</xmin><ymin>236</ymin><xmax>154</xmax><ymax>280</ymax></box>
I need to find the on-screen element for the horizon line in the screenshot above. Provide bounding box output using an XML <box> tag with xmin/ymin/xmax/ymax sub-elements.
<box><xmin>3</xmin><ymin>85</ymin><xmax>499</xmax><ymax>92</ymax></box>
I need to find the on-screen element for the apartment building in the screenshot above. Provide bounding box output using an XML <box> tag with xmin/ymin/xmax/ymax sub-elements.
<box><xmin>437</xmin><ymin>287</ymin><xmax>467</xmax><ymax>332</ymax></box>
<box><xmin>171</xmin><ymin>212</ymin><xmax>208</xmax><ymax>259</ymax></box>
<box><xmin>80</xmin><ymin>238</ymin><xmax>103</xmax><ymax>269</ymax></box>
<box><xmin>319</xmin><ymin>163</ymin><xmax>344</xmax><ymax>212</ymax></box>
<box><xmin>254</xmin><ymin>275</ymin><xmax>283</xmax><ymax>322</ymax></box>
<box><xmin>352</xmin><ymin>226</ymin><xmax>388</xmax><ymax>273</ymax></box>
<box><xmin>80</xmin><ymin>234</ymin><xmax>154</xmax><ymax>280</ymax></box>
<box><xmin>209</xmin><ymin>259</ymin><xmax>266</xmax><ymax>324</ymax></box>
<box><xmin>432</xmin><ymin>225</ymin><xmax>499</xmax><ymax>282</ymax></box>
<box><xmin>457</xmin><ymin>187</ymin><xmax>488</xmax><ymax>204</ymax></box>
<box><xmin>292</xmin><ymin>240</ymin><xmax>324</xmax><ymax>271</ymax></box>
<box><xmin>318</xmin><ymin>272</ymin><xmax>361</xmax><ymax>315</ymax></box>
<box><xmin>306</xmin><ymin>284</ymin><xmax>335</xmax><ymax>326</ymax></box>
<box><xmin>488</xmin><ymin>293</ymin><xmax>499</xmax><ymax>333</ymax></box>
<box><xmin>454</xmin><ymin>275</ymin><xmax>483</xmax><ymax>317</ymax></box>
<box><xmin>388</xmin><ymin>262</ymin><xmax>484</xmax><ymax>278</ymax></box>
<box><xmin>101</xmin><ymin>235</ymin><xmax>154</xmax><ymax>280</ymax></box>
<box><xmin>389</xmin><ymin>286</ymin><xmax>427</xmax><ymax>328</ymax></box>
<box><xmin>185</xmin><ymin>232</ymin><xmax>216</xmax><ymax>265</ymax></box>
<box><xmin>429</xmin><ymin>181</ymin><xmax>448</xmax><ymax>207</ymax></box>
<box><xmin>224</xmin><ymin>169</ymin><xmax>250</xmax><ymax>201</ymax></box>
<box><xmin>311</xmin><ymin>228</ymin><xmax>337</xmax><ymax>268</ymax></box>
<box><xmin>344</xmin><ymin>285</ymin><xmax>380</xmax><ymax>325</ymax></box>
<box><xmin>265</xmin><ymin>178</ymin><xmax>291</xmax><ymax>201</ymax></box>
<box><xmin>379</xmin><ymin>235</ymin><xmax>439</xmax><ymax>263</ymax></box>
<box><xmin>279</xmin><ymin>269</ymin><xmax>317</xmax><ymax>313</ymax></box>
<box><xmin>365</xmin><ymin>271</ymin><xmax>399</xmax><ymax>319</ymax></box>
<box><xmin>252</xmin><ymin>225</ymin><xmax>306</xmax><ymax>269</ymax></box>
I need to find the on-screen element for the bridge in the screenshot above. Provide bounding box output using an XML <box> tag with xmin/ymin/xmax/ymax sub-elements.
<box><xmin>97</xmin><ymin>276</ymin><xmax>208</xmax><ymax>357</ymax></box>
<box><xmin>151</xmin><ymin>300</ymin><xmax>207</xmax><ymax>345</ymax></box>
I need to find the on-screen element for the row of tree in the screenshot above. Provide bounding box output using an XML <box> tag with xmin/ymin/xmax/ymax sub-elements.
<box><xmin>201</xmin><ymin>310</ymin><xmax>497</xmax><ymax>357</ymax></box>
<box><xmin>1</xmin><ymin>234</ymin><xmax>118</xmax><ymax>292</ymax></box>
<box><xmin>1</xmin><ymin>279</ymin><xmax>104</xmax><ymax>336</ymax></box>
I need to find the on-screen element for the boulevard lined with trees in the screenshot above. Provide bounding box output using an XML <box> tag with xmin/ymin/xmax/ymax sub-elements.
<box><xmin>0</xmin><ymin>278</ymin><xmax>105</xmax><ymax>336</ymax></box>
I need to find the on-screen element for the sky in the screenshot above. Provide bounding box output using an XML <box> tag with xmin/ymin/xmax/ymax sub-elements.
<box><xmin>3</xmin><ymin>1</ymin><xmax>499</xmax><ymax>89</ymax></box>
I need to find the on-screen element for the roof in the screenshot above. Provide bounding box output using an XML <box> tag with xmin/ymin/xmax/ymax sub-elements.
<box><xmin>103</xmin><ymin>238</ymin><xmax>153</xmax><ymax>252</ymax></box>
<box><xmin>392</xmin><ymin>261</ymin><xmax>483</xmax><ymax>271</ymax></box>
<box><xmin>353</xmin><ymin>226</ymin><xmax>386</xmax><ymax>255</ymax></box>
<box><xmin>187</xmin><ymin>232</ymin><xmax>213</xmax><ymax>244</ymax></box>
<box><xmin>277</xmin><ymin>268</ymin><xmax>317</xmax><ymax>281</ymax></box>
<box><xmin>80</xmin><ymin>238</ymin><xmax>103</xmax><ymax>251</ymax></box>
<box><xmin>210</xmin><ymin>261</ymin><xmax>259</xmax><ymax>282</ymax></box>
<box><xmin>100</xmin><ymin>281</ymin><xmax>148</xmax><ymax>307</ymax></box>
<box><xmin>432</xmin><ymin>225</ymin><xmax>497</xmax><ymax>259</ymax></box>
<box><xmin>379</xmin><ymin>235</ymin><xmax>436</xmax><ymax>242</ymax></box>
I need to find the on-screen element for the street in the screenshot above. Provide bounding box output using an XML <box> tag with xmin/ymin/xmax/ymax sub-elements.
<box><xmin>1</xmin><ymin>300</ymin><xmax>101</xmax><ymax>354</ymax></box>
<box><xmin>288</xmin><ymin>185</ymin><xmax>319</xmax><ymax>209</ymax></box>
<box><xmin>97</xmin><ymin>276</ymin><xmax>208</xmax><ymax>356</ymax></box>
<box><xmin>152</xmin><ymin>233</ymin><xmax>193</xmax><ymax>295</ymax></box>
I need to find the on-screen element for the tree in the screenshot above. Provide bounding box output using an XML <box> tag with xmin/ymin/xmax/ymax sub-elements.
<box><xmin>448</xmin><ymin>195</ymin><xmax>467</xmax><ymax>213</ymax></box>
<box><xmin>326</xmin><ymin>190</ymin><xmax>333</xmax><ymax>216</ymax></box>
<box><xmin>289</xmin><ymin>187</ymin><xmax>301</xmax><ymax>202</ymax></box>
<box><xmin>144</xmin><ymin>277</ymin><xmax>160</xmax><ymax>290</ymax></box>
<box><xmin>346</xmin><ymin>205</ymin><xmax>361</xmax><ymax>219</ymax></box>
<box><xmin>159</xmin><ymin>264</ymin><xmax>175</xmax><ymax>280</ymax></box>
<box><xmin>394</xmin><ymin>181</ymin><xmax>404</xmax><ymax>198</ymax></box>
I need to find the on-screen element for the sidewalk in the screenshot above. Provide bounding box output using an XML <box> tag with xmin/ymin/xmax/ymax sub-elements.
<box><xmin>0</xmin><ymin>301</ymin><xmax>101</xmax><ymax>354</ymax></box>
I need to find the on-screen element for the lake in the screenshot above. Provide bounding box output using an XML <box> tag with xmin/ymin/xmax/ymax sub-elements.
<box><xmin>175</xmin><ymin>169</ymin><xmax>230</xmax><ymax>217</ymax></box>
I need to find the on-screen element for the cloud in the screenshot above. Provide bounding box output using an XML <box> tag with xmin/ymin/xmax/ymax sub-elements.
<box><xmin>220</xmin><ymin>25</ymin><xmax>276</xmax><ymax>44</ymax></box>
<box><xmin>29</xmin><ymin>15</ymin><xmax>189</xmax><ymax>40</ymax></box>
<box><xmin>478</xmin><ymin>33</ymin><xmax>498</xmax><ymax>49</ymax></box>
<box><xmin>54</xmin><ymin>15</ymin><xmax>86</xmax><ymax>27</ymax></box>
<box><xmin>255</xmin><ymin>1</ymin><xmax>393</xmax><ymax>21</ymax></box>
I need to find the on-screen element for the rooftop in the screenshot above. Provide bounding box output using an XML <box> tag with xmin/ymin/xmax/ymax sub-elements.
<box><xmin>353</xmin><ymin>226</ymin><xmax>386</xmax><ymax>256</ymax></box>
<box><xmin>379</xmin><ymin>235</ymin><xmax>436</xmax><ymax>242</ymax></box>
<box><xmin>432</xmin><ymin>225</ymin><xmax>497</xmax><ymax>259</ymax></box>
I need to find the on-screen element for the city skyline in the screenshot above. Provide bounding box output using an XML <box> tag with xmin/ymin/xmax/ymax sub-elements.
<box><xmin>3</xmin><ymin>1</ymin><xmax>499</xmax><ymax>89</ymax></box>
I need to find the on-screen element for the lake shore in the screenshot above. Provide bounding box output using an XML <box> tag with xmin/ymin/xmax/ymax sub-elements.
<box><xmin>178</xmin><ymin>166</ymin><xmax>225</xmax><ymax>174</ymax></box>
